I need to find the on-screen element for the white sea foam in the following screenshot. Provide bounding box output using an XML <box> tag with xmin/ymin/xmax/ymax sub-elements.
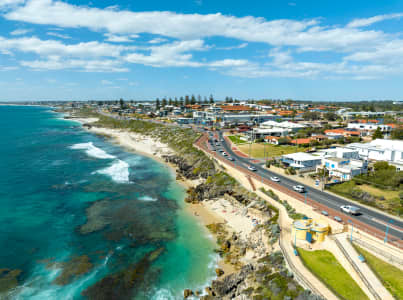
<box><xmin>70</xmin><ymin>142</ymin><xmax>115</xmax><ymax>159</ymax></box>
<box><xmin>95</xmin><ymin>159</ymin><xmax>130</xmax><ymax>183</ymax></box>
<box><xmin>139</xmin><ymin>195</ymin><xmax>158</xmax><ymax>202</ymax></box>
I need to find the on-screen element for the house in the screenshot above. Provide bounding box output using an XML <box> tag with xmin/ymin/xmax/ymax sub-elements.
<box><xmin>324</xmin><ymin>129</ymin><xmax>360</xmax><ymax>138</ymax></box>
<box><xmin>345</xmin><ymin>139</ymin><xmax>403</xmax><ymax>170</ymax></box>
<box><xmin>281</xmin><ymin>152</ymin><xmax>322</xmax><ymax>171</ymax></box>
<box><xmin>221</xmin><ymin>105</ymin><xmax>253</xmax><ymax>113</ymax></box>
<box><xmin>347</xmin><ymin>123</ymin><xmax>392</xmax><ymax>133</ymax></box>
<box><xmin>291</xmin><ymin>138</ymin><xmax>313</xmax><ymax>146</ymax></box>
<box><xmin>237</xmin><ymin>125</ymin><xmax>251</xmax><ymax>133</ymax></box>
<box><xmin>321</xmin><ymin>157</ymin><xmax>368</xmax><ymax>181</ymax></box>
<box><xmin>248</xmin><ymin>127</ymin><xmax>289</xmax><ymax>139</ymax></box>
<box><xmin>264</xmin><ymin>136</ymin><xmax>291</xmax><ymax>145</ymax></box>
<box><xmin>260</xmin><ymin>120</ymin><xmax>306</xmax><ymax>132</ymax></box>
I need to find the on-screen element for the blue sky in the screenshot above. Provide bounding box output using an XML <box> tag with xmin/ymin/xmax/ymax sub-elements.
<box><xmin>1</xmin><ymin>0</ymin><xmax>403</xmax><ymax>101</ymax></box>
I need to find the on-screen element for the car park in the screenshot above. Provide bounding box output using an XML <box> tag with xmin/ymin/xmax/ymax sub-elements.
<box><xmin>340</xmin><ymin>205</ymin><xmax>361</xmax><ymax>215</ymax></box>
<box><xmin>270</xmin><ymin>176</ymin><xmax>280</xmax><ymax>182</ymax></box>
<box><xmin>292</xmin><ymin>185</ymin><xmax>305</xmax><ymax>193</ymax></box>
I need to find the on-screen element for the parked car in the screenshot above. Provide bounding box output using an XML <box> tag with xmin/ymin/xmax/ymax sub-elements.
<box><xmin>334</xmin><ymin>216</ymin><xmax>342</xmax><ymax>222</ymax></box>
<box><xmin>270</xmin><ymin>176</ymin><xmax>280</xmax><ymax>182</ymax></box>
<box><xmin>340</xmin><ymin>205</ymin><xmax>361</xmax><ymax>215</ymax></box>
<box><xmin>227</xmin><ymin>157</ymin><xmax>235</xmax><ymax>161</ymax></box>
<box><xmin>247</xmin><ymin>165</ymin><xmax>257</xmax><ymax>171</ymax></box>
<box><xmin>293</xmin><ymin>185</ymin><xmax>305</xmax><ymax>193</ymax></box>
<box><xmin>222</xmin><ymin>152</ymin><xmax>228</xmax><ymax>156</ymax></box>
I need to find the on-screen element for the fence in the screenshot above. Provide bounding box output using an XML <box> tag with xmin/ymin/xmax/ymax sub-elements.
<box><xmin>278</xmin><ymin>235</ymin><xmax>326</xmax><ymax>299</ymax></box>
<box><xmin>333</xmin><ymin>237</ymin><xmax>381</xmax><ymax>300</ymax></box>
<box><xmin>351</xmin><ymin>237</ymin><xmax>403</xmax><ymax>268</ymax></box>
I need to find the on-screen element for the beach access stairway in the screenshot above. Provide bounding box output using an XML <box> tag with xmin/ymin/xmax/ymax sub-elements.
<box><xmin>333</xmin><ymin>233</ymin><xmax>393</xmax><ymax>300</ymax></box>
<box><xmin>246</xmin><ymin>175</ymin><xmax>256</xmax><ymax>191</ymax></box>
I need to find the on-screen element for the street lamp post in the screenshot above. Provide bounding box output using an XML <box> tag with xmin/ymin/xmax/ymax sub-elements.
<box><xmin>348</xmin><ymin>220</ymin><xmax>353</xmax><ymax>242</ymax></box>
<box><xmin>384</xmin><ymin>220</ymin><xmax>394</xmax><ymax>244</ymax></box>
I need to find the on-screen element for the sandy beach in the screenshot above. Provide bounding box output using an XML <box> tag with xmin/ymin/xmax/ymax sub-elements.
<box><xmin>71</xmin><ymin>117</ymin><xmax>244</xmax><ymax>274</ymax></box>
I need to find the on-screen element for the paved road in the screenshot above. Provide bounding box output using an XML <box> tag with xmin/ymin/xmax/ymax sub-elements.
<box><xmin>94</xmin><ymin>111</ymin><xmax>402</xmax><ymax>245</ymax></box>
<box><xmin>213</xmin><ymin>131</ymin><xmax>403</xmax><ymax>242</ymax></box>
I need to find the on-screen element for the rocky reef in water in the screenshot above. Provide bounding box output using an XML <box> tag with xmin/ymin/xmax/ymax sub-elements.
<box><xmin>78</xmin><ymin>197</ymin><xmax>177</xmax><ymax>244</ymax></box>
<box><xmin>81</xmin><ymin>247</ymin><xmax>164</xmax><ymax>300</ymax></box>
<box><xmin>0</xmin><ymin>268</ymin><xmax>22</xmax><ymax>295</ymax></box>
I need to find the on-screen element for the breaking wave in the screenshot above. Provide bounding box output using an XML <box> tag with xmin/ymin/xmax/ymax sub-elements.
<box><xmin>70</xmin><ymin>142</ymin><xmax>115</xmax><ymax>159</ymax></box>
<box><xmin>95</xmin><ymin>159</ymin><xmax>130</xmax><ymax>183</ymax></box>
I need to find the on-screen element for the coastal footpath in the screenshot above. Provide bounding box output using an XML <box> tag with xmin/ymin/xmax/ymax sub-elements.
<box><xmin>65</xmin><ymin>108</ymin><xmax>325</xmax><ymax>300</ymax></box>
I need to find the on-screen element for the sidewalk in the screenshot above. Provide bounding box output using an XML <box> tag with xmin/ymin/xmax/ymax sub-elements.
<box><xmin>334</xmin><ymin>233</ymin><xmax>393</xmax><ymax>300</ymax></box>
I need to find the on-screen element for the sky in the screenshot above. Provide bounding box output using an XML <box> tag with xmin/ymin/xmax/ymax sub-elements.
<box><xmin>1</xmin><ymin>0</ymin><xmax>403</xmax><ymax>101</ymax></box>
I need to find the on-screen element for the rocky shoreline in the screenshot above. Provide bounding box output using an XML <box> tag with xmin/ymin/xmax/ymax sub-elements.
<box><xmin>64</xmin><ymin>109</ymin><xmax>323</xmax><ymax>299</ymax></box>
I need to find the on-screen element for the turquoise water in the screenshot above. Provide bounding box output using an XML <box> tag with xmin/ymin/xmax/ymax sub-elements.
<box><xmin>0</xmin><ymin>106</ymin><xmax>217</xmax><ymax>299</ymax></box>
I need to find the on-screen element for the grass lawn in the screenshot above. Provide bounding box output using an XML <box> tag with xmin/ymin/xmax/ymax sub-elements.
<box><xmin>358</xmin><ymin>184</ymin><xmax>400</xmax><ymax>201</ymax></box>
<box><xmin>227</xmin><ymin>135</ymin><xmax>248</xmax><ymax>144</ymax></box>
<box><xmin>237</xmin><ymin>143</ymin><xmax>305</xmax><ymax>158</ymax></box>
<box><xmin>354</xmin><ymin>245</ymin><xmax>403</xmax><ymax>299</ymax></box>
<box><xmin>298</xmin><ymin>248</ymin><xmax>368</xmax><ymax>300</ymax></box>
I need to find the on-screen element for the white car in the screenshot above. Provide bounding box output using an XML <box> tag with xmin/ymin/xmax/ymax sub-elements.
<box><xmin>247</xmin><ymin>165</ymin><xmax>257</xmax><ymax>171</ymax></box>
<box><xmin>270</xmin><ymin>176</ymin><xmax>280</xmax><ymax>182</ymax></box>
<box><xmin>222</xmin><ymin>152</ymin><xmax>228</xmax><ymax>156</ymax></box>
<box><xmin>340</xmin><ymin>205</ymin><xmax>360</xmax><ymax>215</ymax></box>
<box><xmin>227</xmin><ymin>157</ymin><xmax>235</xmax><ymax>161</ymax></box>
<box><xmin>293</xmin><ymin>185</ymin><xmax>305</xmax><ymax>193</ymax></box>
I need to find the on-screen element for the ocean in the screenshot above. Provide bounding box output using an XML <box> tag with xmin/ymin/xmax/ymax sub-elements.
<box><xmin>0</xmin><ymin>106</ymin><xmax>217</xmax><ymax>299</ymax></box>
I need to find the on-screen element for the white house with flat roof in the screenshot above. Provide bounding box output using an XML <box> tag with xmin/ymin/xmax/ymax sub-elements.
<box><xmin>321</xmin><ymin>157</ymin><xmax>367</xmax><ymax>181</ymax></box>
<box><xmin>281</xmin><ymin>152</ymin><xmax>322</xmax><ymax>171</ymax></box>
<box><xmin>346</xmin><ymin>139</ymin><xmax>403</xmax><ymax>171</ymax></box>
<box><xmin>347</xmin><ymin>123</ymin><xmax>392</xmax><ymax>132</ymax></box>
<box><xmin>261</xmin><ymin>120</ymin><xmax>306</xmax><ymax>132</ymax></box>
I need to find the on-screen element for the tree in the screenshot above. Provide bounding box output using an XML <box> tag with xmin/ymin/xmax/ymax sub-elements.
<box><xmin>190</xmin><ymin>94</ymin><xmax>196</xmax><ymax>105</ymax></box>
<box><xmin>209</xmin><ymin>94</ymin><xmax>214</xmax><ymax>104</ymax></box>
<box><xmin>372</xmin><ymin>127</ymin><xmax>383</xmax><ymax>140</ymax></box>
<box><xmin>302</xmin><ymin>111</ymin><xmax>321</xmax><ymax>121</ymax></box>
<box><xmin>391</xmin><ymin>128</ymin><xmax>403</xmax><ymax>140</ymax></box>
<box><xmin>197</xmin><ymin>95</ymin><xmax>202</xmax><ymax>104</ymax></box>
<box><xmin>174</xmin><ymin>97</ymin><xmax>179</xmax><ymax>107</ymax></box>
<box><xmin>180</xmin><ymin>97</ymin><xmax>184</xmax><ymax>106</ymax></box>
<box><xmin>203</xmin><ymin>96</ymin><xmax>208</xmax><ymax>104</ymax></box>
<box><xmin>155</xmin><ymin>98</ymin><xmax>160</xmax><ymax>110</ymax></box>
<box><xmin>119</xmin><ymin>98</ymin><xmax>124</xmax><ymax>109</ymax></box>
<box><xmin>168</xmin><ymin>98</ymin><xmax>173</xmax><ymax>105</ymax></box>
<box><xmin>162</xmin><ymin>98</ymin><xmax>167</xmax><ymax>107</ymax></box>
<box><xmin>185</xmin><ymin>95</ymin><xmax>190</xmax><ymax>106</ymax></box>
<box><xmin>324</xmin><ymin>112</ymin><xmax>338</xmax><ymax>121</ymax></box>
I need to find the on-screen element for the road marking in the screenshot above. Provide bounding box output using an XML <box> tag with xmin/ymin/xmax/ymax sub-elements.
<box><xmin>371</xmin><ymin>218</ymin><xmax>403</xmax><ymax>232</ymax></box>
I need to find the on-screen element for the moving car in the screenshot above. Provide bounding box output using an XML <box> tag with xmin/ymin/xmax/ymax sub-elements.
<box><xmin>221</xmin><ymin>152</ymin><xmax>228</xmax><ymax>156</ymax></box>
<box><xmin>340</xmin><ymin>205</ymin><xmax>361</xmax><ymax>215</ymax></box>
<box><xmin>247</xmin><ymin>165</ymin><xmax>257</xmax><ymax>171</ymax></box>
<box><xmin>292</xmin><ymin>185</ymin><xmax>305</xmax><ymax>193</ymax></box>
<box><xmin>270</xmin><ymin>176</ymin><xmax>280</xmax><ymax>182</ymax></box>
